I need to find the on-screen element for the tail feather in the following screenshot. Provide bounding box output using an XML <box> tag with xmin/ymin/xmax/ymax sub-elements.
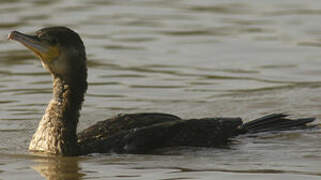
<box><xmin>243</xmin><ymin>113</ymin><xmax>288</xmax><ymax>129</ymax></box>
<box><xmin>241</xmin><ymin>114</ymin><xmax>315</xmax><ymax>134</ymax></box>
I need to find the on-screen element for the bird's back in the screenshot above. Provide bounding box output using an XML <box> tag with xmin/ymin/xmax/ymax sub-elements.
<box><xmin>77</xmin><ymin>113</ymin><xmax>243</xmax><ymax>154</ymax></box>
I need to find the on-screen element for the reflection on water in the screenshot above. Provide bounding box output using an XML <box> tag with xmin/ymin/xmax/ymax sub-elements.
<box><xmin>32</xmin><ymin>154</ymin><xmax>84</xmax><ymax>180</ymax></box>
<box><xmin>0</xmin><ymin>0</ymin><xmax>321</xmax><ymax>179</ymax></box>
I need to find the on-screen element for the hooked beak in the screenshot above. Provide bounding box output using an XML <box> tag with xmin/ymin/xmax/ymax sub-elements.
<box><xmin>8</xmin><ymin>31</ymin><xmax>50</xmax><ymax>60</ymax></box>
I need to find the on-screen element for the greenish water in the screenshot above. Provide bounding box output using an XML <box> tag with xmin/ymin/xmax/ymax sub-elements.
<box><xmin>0</xmin><ymin>0</ymin><xmax>321</xmax><ymax>179</ymax></box>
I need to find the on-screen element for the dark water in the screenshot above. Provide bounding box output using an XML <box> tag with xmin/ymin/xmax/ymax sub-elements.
<box><xmin>0</xmin><ymin>0</ymin><xmax>321</xmax><ymax>179</ymax></box>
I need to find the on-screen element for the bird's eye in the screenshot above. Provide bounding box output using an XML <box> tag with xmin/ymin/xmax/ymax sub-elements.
<box><xmin>43</xmin><ymin>37</ymin><xmax>57</xmax><ymax>45</ymax></box>
<box><xmin>38</xmin><ymin>33</ymin><xmax>57</xmax><ymax>45</ymax></box>
<box><xmin>49</xmin><ymin>38</ymin><xmax>57</xmax><ymax>45</ymax></box>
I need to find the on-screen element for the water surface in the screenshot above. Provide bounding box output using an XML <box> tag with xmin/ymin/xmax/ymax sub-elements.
<box><xmin>0</xmin><ymin>0</ymin><xmax>321</xmax><ymax>179</ymax></box>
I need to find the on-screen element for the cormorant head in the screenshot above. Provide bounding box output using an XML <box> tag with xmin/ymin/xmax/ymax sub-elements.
<box><xmin>8</xmin><ymin>27</ymin><xmax>87</xmax><ymax>81</ymax></box>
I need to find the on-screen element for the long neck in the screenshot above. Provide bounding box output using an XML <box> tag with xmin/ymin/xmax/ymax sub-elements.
<box><xmin>29</xmin><ymin>66</ymin><xmax>87</xmax><ymax>156</ymax></box>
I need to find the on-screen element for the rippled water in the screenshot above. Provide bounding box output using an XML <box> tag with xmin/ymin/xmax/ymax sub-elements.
<box><xmin>0</xmin><ymin>0</ymin><xmax>321</xmax><ymax>179</ymax></box>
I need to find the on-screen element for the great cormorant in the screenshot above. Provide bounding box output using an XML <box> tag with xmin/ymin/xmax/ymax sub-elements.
<box><xmin>8</xmin><ymin>27</ymin><xmax>315</xmax><ymax>156</ymax></box>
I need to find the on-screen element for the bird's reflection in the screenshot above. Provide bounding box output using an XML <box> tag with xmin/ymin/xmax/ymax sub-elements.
<box><xmin>31</xmin><ymin>153</ymin><xmax>85</xmax><ymax>180</ymax></box>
